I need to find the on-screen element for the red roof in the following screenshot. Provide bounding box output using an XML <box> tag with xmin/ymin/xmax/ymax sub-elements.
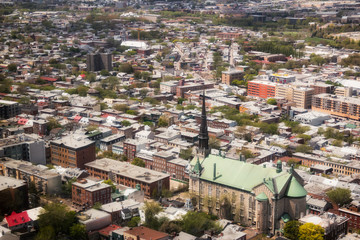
<box><xmin>74</xmin><ymin>115</ymin><xmax>82</xmax><ymax>122</ymax></box>
<box><xmin>40</xmin><ymin>76</ymin><xmax>58</xmax><ymax>82</ymax></box>
<box><xmin>251</xmin><ymin>60</ymin><xmax>271</xmax><ymax>64</ymax></box>
<box><xmin>17</xmin><ymin>118</ymin><xmax>28</xmax><ymax>125</ymax></box>
<box><xmin>5</xmin><ymin>211</ymin><xmax>31</xmax><ymax>227</ymax></box>
<box><xmin>98</xmin><ymin>224</ymin><xmax>121</xmax><ymax>236</ymax></box>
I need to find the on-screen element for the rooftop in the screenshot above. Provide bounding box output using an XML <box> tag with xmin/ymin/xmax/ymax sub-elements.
<box><xmin>0</xmin><ymin>176</ymin><xmax>26</xmax><ymax>191</ymax></box>
<box><xmin>124</xmin><ymin>226</ymin><xmax>169</xmax><ymax>240</ymax></box>
<box><xmin>51</xmin><ymin>135</ymin><xmax>95</xmax><ymax>149</ymax></box>
<box><xmin>85</xmin><ymin>158</ymin><xmax>170</xmax><ymax>184</ymax></box>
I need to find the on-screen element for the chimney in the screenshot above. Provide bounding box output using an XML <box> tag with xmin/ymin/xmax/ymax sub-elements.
<box><xmin>213</xmin><ymin>163</ymin><xmax>216</xmax><ymax>180</ymax></box>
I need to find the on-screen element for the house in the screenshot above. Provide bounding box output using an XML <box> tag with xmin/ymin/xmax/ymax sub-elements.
<box><xmin>4</xmin><ymin>211</ymin><xmax>32</xmax><ymax>231</ymax></box>
<box><xmin>123</xmin><ymin>226</ymin><xmax>169</xmax><ymax>240</ymax></box>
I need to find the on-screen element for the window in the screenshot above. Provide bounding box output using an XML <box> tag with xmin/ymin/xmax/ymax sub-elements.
<box><xmin>216</xmin><ymin>186</ymin><xmax>220</xmax><ymax>199</ymax></box>
<box><xmin>208</xmin><ymin>185</ymin><xmax>212</xmax><ymax>196</ymax></box>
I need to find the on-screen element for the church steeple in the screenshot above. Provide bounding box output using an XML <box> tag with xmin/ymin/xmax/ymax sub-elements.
<box><xmin>199</xmin><ymin>90</ymin><xmax>210</xmax><ymax>157</ymax></box>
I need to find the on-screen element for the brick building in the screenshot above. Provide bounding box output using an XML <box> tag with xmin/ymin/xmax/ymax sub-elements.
<box><xmin>123</xmin><ymin>139</ymin><xmax>153</xmax><ymax>161</ymax></box>
<box><xmin>85</xmin><ymin>158</ymin><xmax>170</xmax><ymax>198</ymax></box>
<box><xmin>247</xmin><ymin>80</ymin><xmax>276</xmax><ymax>99</ymax></box>
<box><xmin>280</xmin><ymin>153</ymin><xmax>360</xmax><ymax>176</ymax></box>
<box><xmin>221</xmin><ymin>70</ymin><xmax>244</xmax><ymax>85</ymax></box>
<box><xmin>176</xmin><ymin>82</ymin><xmax>214</xmax><ymax>98</ymax></box>
<box><xmin>311</xmin><ymin>83</ymin><xmax>335</xmax><ymax>95</ymax></box>
<box><xmin>72</xmin><ymin>178</ymin><xmax>112</xmax><ymax>208</ymax></box>
<box><xmin>50</xmin><ymin>135</ymin><xmax>96</xmax><ymax>169</ymax></box>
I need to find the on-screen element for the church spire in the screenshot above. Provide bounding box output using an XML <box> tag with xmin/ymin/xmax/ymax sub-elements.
<box><xmin>199</xmin><ymin>90</ymin><xmax>210</xmax><ymax>157</ymax></box>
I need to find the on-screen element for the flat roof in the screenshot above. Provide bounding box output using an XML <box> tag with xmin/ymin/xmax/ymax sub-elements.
<box><xmin>0</xmin><ymin>176</ymin><xmax>26</xmax><ymax>191</ymax></box>
<box><xmin>85</xmin><ymin>158</ymin><xmax>169</xmax><ymax>184</ymax></box>
<box><xmin>51</xmin><ymin>135</ymin><xmax>94</xmax><ymax>149</ymax></box>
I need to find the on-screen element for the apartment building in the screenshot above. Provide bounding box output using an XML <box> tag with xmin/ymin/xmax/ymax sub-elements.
<box><xmin>247</xmin><ymin>80</ymin><xmax>276</xmax><ymax>99</ymax></box>
<box><xmin>87</xmin><ymin>53</ymin><xmax>112</xmax><ymax>72</ymax></box>
<box><xmin>176</xmin><ymin>82</ymin><xmax>214</xmax><ymax>98</ymax></box>
<box><xmin>160</xmin><ymin>81</ymin><xmax>178</xmax><ymax>94</ymax></box>
<box><xmin>85</xmin><ymin>158</ymin><xmax>170</xmax><ymax>198</ymax></box>
<box><xmin>283</xmin><ymin>153</ymin><xmax>360</xmax><ymax>176</ymax></box>
<box><xmin>50</xmin><ymin>135</ymin><xmax>96</xmax><ymax>169</ymax></box>
<box><xmin>0</xmin><ymin>158</ymin><xmax>61</xmax><ymax>194</ymax></box>
<box><xmin>275</xmin><ymin>85</ymin><xmax>314</xmax><ymax>109</ymax></box>
<box><xmin>0</xmin><ymin>134</ymin><xmax>46</xmax><ymax>165</ymax></box>
<box><xmin>221</xmin><ymin>70</ymin><xmax>244</xmax><ymax>85</ymax></box>
<box><xmin>72</xmin><ymin>178</ymin><xmax>112</xmax><ymax>208</ymax></box>
<box><xmin>123</xmin><ymin>138</ymin><xmax>153</xmax><ymax>161</ymax></box>
<box><xmin>334</xmin><ymin>87</ymin><xmax>352</xmax><ymax>97</ymax></box>
<box><xmin>311</xmin><ymin>83</ymin><xmax>334</xmax><ymax>95</ymax></box>
<box><xmin>0</xmin><ymin>100</ymin><xmax>20</xmax><ymax>120</ymax></box>
<box><xmin>312</xmin><ymin>94</ymin><xmax>360</xmax><ymax>120</ymax></box>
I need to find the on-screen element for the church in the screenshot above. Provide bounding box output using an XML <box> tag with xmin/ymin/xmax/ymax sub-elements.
<box><xmin>189</xmin><ymin>91</ymin><xmax>307</xmax><ymax>234</ymax></box>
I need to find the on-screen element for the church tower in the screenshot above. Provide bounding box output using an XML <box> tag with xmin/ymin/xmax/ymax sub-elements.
<box><xmin>198</xmin><ymin>90</ymin><xmax>210</xmax><ymax>157</ymax></box>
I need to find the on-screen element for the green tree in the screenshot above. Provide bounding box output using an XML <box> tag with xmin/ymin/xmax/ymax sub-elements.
<box><xmin>284</xmin><ymin>220</ymin><xmax>301</xmax><ymax>240</ymax></box>
<box><xmin>332</xmin><ymin>139</ymin><xmax>343</xmax><ymax>147</ymax></box>
<box><xmin>18</xmin><ymin>96</ymin><xmax>30</xmax><ymax>105</ymax></box>
<box><xmin>77</xmin><ymin>85</ymin><xmax>88</xmax><ymax>97</ymax></box>
<box><xmin>69</xmin><ymin>223</ymin><xmax>87</xmax><ymax>240</ymax></box>
<box><xmin>113</xmin><ymin>104</ymin><xmax>129</xmax><ymax>112</ymax></box>
<box><xmin>93</xmin><ymin>202</ymin><xmax>102</xmax><ymax>210</ymax></box>
<box><xmin>299</xmin><ymin>223</ymin><xmax>324</xmax><ymax>240</ymax></box>
<box><xmin>144</xmin><ymin>201</ymin><xmax>163</xmax><ymax>229</ymax></box>
<box><xmin>119</xmin><ymin>63</ymin><xmax>134</xmax><ymax>73</ymax></box>
<box><xmin>103</xmin><ymin>179</ymin><xmax>116</xmax><ymax>192</ymax></box>
<box><xmin>47</xmin><ymin>117</ymin><xmax>61</xmax><ymax>133</ymax></box>
<box><xmin>7</xmin><ymin>63</ymin><xmax>17</xmax><ymax>72</ymax></box>
<box><xmin>121</xmin><ymin>120</ymin><xmax>131</xmax><ymax>127</ymax></box>
<box><xmin>100</xmin><ymin>69</ymin><xmax>109</xmax><ymax>76</ymax></box>
<box><xmin>86</xmin><ymin>73</ymin><xmax>97</xmax><ymax>82</ymax></box>
<box><xmin>295</xmin><ymin>144</ymin><xmax>313</xmax><ymax>153</ymax></box>
<box><xmin>61</xmin><ymin>178</ymin><xmax>77</xmax><ymax>198</ymax></box>
<box><xmin>181</xmin><ymin>211</ymin><xmax>221</xmax><ymax>237</ymax></box>
<box><xmin>128</xmin><ymin>216</ymin><xmax>141</xmax><ymax>227</ymax></box>
<box><xmin>209</xmin><ymin>137</ymin><xmax>221</xmax><ymax>149</ymax></box>
<box><xmin>158</xmin><ymin>115</ymin><xmax>169</xmax><ymax>127</ymax></box>
<box><xmin>267</xmin><ymin>98</ymin><xmax>277</xmax><ymax>105</ymax></box>
<box><xmin>326</xmin><ymin>188</ymin><xmax>352</xmax><ymax>207</ymax></box>
<box><xmin>132</xmin><ymin>157</ymin><xmax>145</xmax><ymax>167</ymax></box>
<box><xmin>36</xmin><ymin>225</ymin><xmax>56</xmax><ymax>240</ymax></box>
<box><xmin>37</xmin><ymin>203</ymin><xmax>77</xmax><ymax>238</ymax></box>
<box><xmin>179</xmin><ymin>148</ymin><xmax>193</xmax><ymax>160</ymax></box>
<box><xmin>241</xmin><ymin>149</ymin><xmax>254</xmax><ymax>159</ymax></box>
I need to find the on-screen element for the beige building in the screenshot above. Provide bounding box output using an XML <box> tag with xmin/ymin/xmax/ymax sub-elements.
<box><xmin>276</xmin><ymin>85</ymin><xmax>314</xmax><ymax>109</ymax></box>
<box><xmin>189</xmin><ymin>155</ymin><xmax>307</xmax><ymax>235</ymax></box>
<box><xmin>335</xmin><ymin>87</ymin><xmax>352</xmax><ymax>97</ymax></box>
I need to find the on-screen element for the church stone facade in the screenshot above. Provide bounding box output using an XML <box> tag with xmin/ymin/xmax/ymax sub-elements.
<box><xmin>189</xmin><ymin>91</ymin><xmax>307</xmax><ymax>234</ymax></box>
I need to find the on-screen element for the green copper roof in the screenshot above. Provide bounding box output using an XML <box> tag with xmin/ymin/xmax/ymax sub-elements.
<box><xmin>256</xmin><ymin>192</ymin><xmax>268</xmax><ymax>201</ymax></box>
<box><xmin>191</xmin><ymin>154</ymin><xmax>300</xmax><ymax>193</ymax></box>
<box><xmin>281</xmin><ymin>213</ymin><xmax>291</xmax><ymax>223</ymax></box>
<box><xmin>286</xmin><ymin>176</ymin><xmax>307</xmax><ymax>198</ymax></box>
<box><xmin>193</xmin><ymin>157</ymin><xmax>203</xmax><ymax>175</ymax></box>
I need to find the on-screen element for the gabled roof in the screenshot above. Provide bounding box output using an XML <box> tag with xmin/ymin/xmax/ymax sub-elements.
<box><xmin>256</xmin><ymin>192</ymin><xmax>268</xmax><ymax>202</ymax></box>
<box><xmin>191</xmin><ymin>154</ymin><xmax>307</xmax><ymax>197</ymax></box>
<box><xmin>286</xmin><ymin>176</ymin><xmax>307</xmax><ymax>198</ymax></box>
<box><xmin>5</xmin><ymin>211</ymin><xmax>31</xmax><ymax>227</ymax></box>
